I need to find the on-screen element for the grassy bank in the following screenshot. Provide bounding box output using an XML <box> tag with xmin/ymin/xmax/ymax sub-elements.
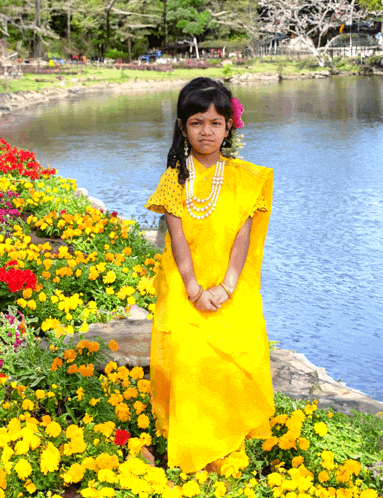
<box><xmin>0</xmin><ymin>57</ymin><xmax>362</xmax><ymax>94</ymax></box>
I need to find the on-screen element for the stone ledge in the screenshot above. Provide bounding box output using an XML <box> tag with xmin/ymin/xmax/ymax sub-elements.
<box><xmin>67</xmin><ymin>310</ymin><xmax>383</xmax><ymax>416</ymax></box>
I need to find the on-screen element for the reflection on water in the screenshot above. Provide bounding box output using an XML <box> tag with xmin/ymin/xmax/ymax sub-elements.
<box><xmin>1</xmin><ymin>76</ymin><xmax>382</xmax><ymax>401</ymax></box>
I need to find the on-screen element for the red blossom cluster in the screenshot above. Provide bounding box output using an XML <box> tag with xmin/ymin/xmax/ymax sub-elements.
<box><xmin>0</xmin><ymin>139</ymin><xmax>57</xmax><ymax>180</ymax></box>
<box><xmin>0</xmin><ymin>261</ymin><xmax>37</xmax><ymax>293</ymax></box>
<box><xmin>114</xmin><ymin>429</ymin><xmax>131</xmax><ymax>446</ymax></box>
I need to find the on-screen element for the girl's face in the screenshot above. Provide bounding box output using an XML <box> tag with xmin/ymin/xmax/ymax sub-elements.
<box><xmin>181</xmin><ymin>104</ymin><xmax>232</xmax><ymax>160</ymax></box>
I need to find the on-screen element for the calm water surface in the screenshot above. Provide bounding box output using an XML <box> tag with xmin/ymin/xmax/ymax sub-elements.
<box><xmin>1</xmin><ymin>76</ymin><xmax>382</xmax><ymax>401</ymax></box>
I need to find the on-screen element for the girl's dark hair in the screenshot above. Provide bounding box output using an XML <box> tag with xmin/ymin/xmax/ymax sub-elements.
<box><xmin>167</xmin><ymin>77</ymin><xmax>235</xmax><ymax>184</ymax></box>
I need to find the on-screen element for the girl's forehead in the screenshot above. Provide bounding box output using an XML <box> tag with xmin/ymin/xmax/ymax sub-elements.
<box><xmin>188</xmin><ymin>104</ymin><xmax>225</xmax><ymax>120</ymax></box>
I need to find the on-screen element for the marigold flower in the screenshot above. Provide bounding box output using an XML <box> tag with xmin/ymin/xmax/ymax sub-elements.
<box><xmin>63</xmin><ymin>463</ymin><xmax>85</xmax><ymax>484</ymax></box>
<box><xmin>15</xmin><ymin>459</ymin><xmax>32</xmax><ymax>480</ymax></box>
<box><xmin>137</xmin><ymin>413</ymin><xmax>150</xmax><ymax>429</ymax></box>
<box><xmin>314</xmin><ymin>422</ymin><xmax>328</xmax><ymax>437</ymax></box>
<box><xmin>90</xmin><ymin>398</ymin><xmax>100</xmax><ymax>406</ymax></box>
<box><xmin>46</xmin><ymin>421</ymin><xmax>62</xmax><ymax>438</ymax></box>
<box><xmin>78</xmin><ymin>363</ymin><xmax>94</xmax><ymax>377</ymax></box>
<box><xmin>318</xmin><ymin>471</ymin><xmax>330</xmax><ymax>483</ymax></box>
<box><xmin>115</xmin><ymin>402</ymin><xmax>131</xmax><ymax>422</ymax></box>
<box><xmin>267</xmin><ymin>472</ymin><xmax>283</xmax><ymax>487</ymax></box>
<box><xmin>137</xmin><ymin>379</ymin><xmax>150</xmax><ymax>394</ymax></box>
<box><xmin>130</xmin><ymin>366</ymin><xmax>144</xmax><ymax>380</ymax></box>
<box><xmin>67</xmin><ymin>364</ymin><xmax>79</xmax><ymax>375</ymax></box>
<box><xmin>88</xmin><ymin>341</ymin><xmax>99</xmax><ymax>353</ymax></box>
<box><xmin>182</xmin><ymin>481</ymin><xmax>201</xmax><ymax>497</ymax></box>
<box><xmin>22</xmin><ymin>399</ymin><xmax>34</xmax><ymax>411</ymax></box>
<box><xmin>292</xmin><ymin>456</ymin><xmax>304</xmax><ymax>468</ymax></box>
<box><xmin>77</xmin><ymin>387</ymin><xmax>85</xmax><ymax>401</ymax></box>
<box><xmin>95</xmin><ymin>453</ymin><xmax>119</xmax><ymax>470</ymax></box>
<box><xmin>343</xmin><ymin>460</ymin><xmax>361</xmax><ymax>476</ymax></box>
<box><xmin>24</xmin><ymin>480</ymin><xmax>36</xmax><ymax>493</ymax></box>
<box><xmin>108</xmin><ymin>340</ymin><xmax>119</xmax><ymax>351</ymax></box>
<box><xmin>123</xmin><ymin>387</ymin><xmax>138</xmax><ymax>400</ymax></box>
<box><xmin>64</xmin><ymin>349</ymin><xmax>77</xmax><ymax>363</ymax></box>
<box><xmin>36</xmin><ymin>390</ymin><xmax>45</xmax><ymax>400</ymax></box>
<box><xmin>133</xmin><ymin>401</ymin><xmax>147</xmax><ymax>415</ymax></box>
<box><xmin>298</xmin><ymin>438</ymin><xmax>310</xmax><ymax>451</ymax></box>
<box><xmin>83</xmin><ymin>413</ymin><xmax>93</xmax><ymax>424</ymax></box>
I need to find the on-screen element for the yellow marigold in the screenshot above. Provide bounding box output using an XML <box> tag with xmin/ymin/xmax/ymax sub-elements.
<box><xmin>335</xmin><ymin>467</ymin><xmax>350</xmax><ymax>484</ymax></box>
<box><xmin>196</xmin><ymin>470</ymin><xmax>208</xmax><ymax>484</ymax></box>
<box><xmin>182</xmin><ymin>481</ymin><xmax>200</xmax><ymax>497</ymax></box>
<box><xmin>95</xmin><ymin>453</ymin><xmax>119</xmax><ymax>470</ymax></box>
<box><xmin>213</xmin><ymin>482</ymin><xmax>227</xmax><ymax>497</ymax></box>
<box><xmin>22</xmin><ymin>288</ymin><xmax>33</xmax><ymax>299</ymax></box>
<box><xmin>133</xmin><ymin>401</ymin><xmax>147</xmax><ymax>415</ymax></box>
<box><xmin>90</xmin><ymin>398</ymin><xmax>100</xmax><ymax>406</ymax></box>
<box><xmin>314</xmin><ymin>422</ymin><xmax>328</xmax><ymax>438</ymax></box>
<box><xmin>77</xmin><ymin>387</ymin><xmax>85</xmax><ymax>401</ymax></box>
<box><xmin>267</xmin><ymin>472</ymin><xmax>283</xmax><ymax>487</ymax></box>
<box><xmin>137</xmin><ymin>379</ymin><xmax>151</xmax><ymax>394</ymax></box>
<box><xmin>115</xmin><ymin>403</ymin><xmax>131</xmax><ymax>422</ymax></box>
<box><xmin>108</xmin><ymin>340</ymin><xmax>119</xmax><ymax>351</ymax></box>
<box><xmin>262</xmin><ymin>436</ymin><xmax>279</xmax><ymax>451</ymax></box>
<box><xmin>292</xmin><ymin>456</ymin><xmax>304</xmax><ymax>468</ymax></box>
<box><xmin>137</xmin><ymin>414</ymin><xmax>150</xmax><ymax>429</ymax></box>
<box><xmin>15</xmin><ymin>459</ymin><xmax>32</xmax><ymax>480</ymax></box>
<box><xmin>359</xmin><ymin>491</ymin><xmax>378</xmax><ymax>498</ymax></box>
<box><xmin>103</xmin><ymin>271</ymin><xmax>116</xmax><ymax>284</ymax></box>
<box><xmin>63</xmin><ymin>463</ymin><xmax>85</xmax><ymax>484</ymax></box>
<box><xmin>98</xmin><ymin>468</ymin><xmax>118</xmax><ymax>483</ymax></box>
<box><xmin>35</xmin><ymin>390</ymin><xmax>45</xmax><ymax>400</ymax></box>
<box><xmin>15</xmin><ymin>440</ymin><xmax>29</xmax><ymax>455</ymax></box>
<box><xmin>318</xmin><ymin>471</ymin><xmax>330</xmax><ymax>483</ymax></box>
<box><xmin>123</xmin><ymin>246</ymin><xmax>132</xmax><ymax>256</ymax></box>
<box><xmin>108</xmin><ymin>393</ymin><xmax>123</xmax><ymax>406</ymax></box>
<box><xmin>46</xmin><ymin>421</ymin><xmax>62</xmax><ymax>438</ymax></box>
<box><xmin>81</xmin><ymin>457</ymin><xmax>97</xmax><ymax>471</ymax></box>
<box><xmin>140</xmin><ymin>432</ymin><xmax>152</xmax><ymax>447</ymax></box>
<box><xmin>94</xmin><ymin>421</ymin><xmax>115</xmax><ymax>438</ymax></box>
<box><xmin>38</xmin><ymin>292</ymin><xmax>47</xmax><ymax>302</ymax></box>
<box><xmin>122</xmin><ymin>387</ymin><xmax>138</xmax><ymax>401</ymax></box>
<box><xmin>130</xmin><ymin>366</ymin><xmax>144</xmax><ymax>380</ymax></box>
<box><xmin>298</xmin><ymin>438</ymin><xmax>310</xmax><ymax>451</ymax></box>
<box><xmin>343</xmin><ymin>460</ymin><xmax>361</xmax><ymax>476</ymax></box>
<box><xmin>24</xmin><ymin>479</ymin><xmax>36</xmax><ymax>493</ymax></box>
<box><xmin>83</xmin><ymin>413</ymin><xmax>93</xmax><ymax>424</ymax></box>
<box><xmin>105</xmin><ymin>361</ymin><xmax>118</xmax><ymax>375</ymax></box>
<box><xmin>22</xmin><ymin>399</ymin><xmax>34</xmax><ymax>411</ymax></box>
<box><xmin>0</xmin><ymin>469</ymin><xmax>6</xmax><ymax>490</ymax></box>
<box><xmin>278</xmin><ymin>432</ymin><xmax>297</xmax><ymax>450</ymax></box>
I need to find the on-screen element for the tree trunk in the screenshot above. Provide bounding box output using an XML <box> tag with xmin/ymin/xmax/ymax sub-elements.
<box><xmin>163</xmin><ymin>0</ymin><xmax>168</xmax><ymax>46</ymax></box>
<box><xmin>128</xmin><ymin>38</ymin><xmax>131</xmax><ymax>62</ymax></box>
<box><xmin>67</xmin><ymin>0</ymin><xmax>71</xmax><ymax>47</ymax></box>
<box><xmin>35</xmin><ymin>0</ymin><xmax>41</xmax><ymax>59</ymax></box>
<box><xmin>193</xmin><ymin>36</ymin><xmax>199</xmax><ymax>59</ymax></box>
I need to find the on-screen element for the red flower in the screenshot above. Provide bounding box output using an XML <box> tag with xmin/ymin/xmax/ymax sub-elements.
<box><xmin>111</xmin><ymin>211</ymin><xmax>118</xmax><ymax>217</ymax></box>
<box><xmin>114</xmin><ymin>429</ymin><xmax>131</xmax><ymax>446</ymax></box>
<box><xmin>0</xmin><ymin>266</ymin><xmax>37</xmax><ymax>293</ymax></box>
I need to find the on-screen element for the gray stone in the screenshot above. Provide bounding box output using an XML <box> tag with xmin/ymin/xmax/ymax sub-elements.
<box><xmin>128</xmin><ymin>304</ymin><xmax>150</xmax><ymax>320</ymax></box>
<box><xmin>73</xmin><ymin>187</ymin><xmax>89</xmax><ymax>198</ymax></box>
<box><xmin>88</xmin><ymin>195</ymin><xmax>107</xmax><ymax>211</ymax></box>
<box><xmin>270</xmin><ymin>349</ymin><xmax>383</xmax><ymax>415</ymax></box>
<box><xmin>64</xmin><ymin>318</ymin><xmax>152</xmax><ymax>370</ymax></box>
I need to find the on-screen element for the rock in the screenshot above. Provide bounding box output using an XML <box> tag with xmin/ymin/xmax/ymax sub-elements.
<box><xmin>0</xmin><ymin>106</ymin><xmax>11</xmax><ymax>113</ymax></box>
<box><xmin>88</xmin><ymin>195</ymin><xmax>107</xmax><ymax>211</ymax></box>
<box><xmin>64</xmin><ymin>318</ymin><xmax>152</xmax><ymax>370</ymax></box>
<box><xmin>71</xmin><ymin>78</ymin><xmax>78</xmax><ymax>82</ymax></box>
<box><xmin>73</xmin><ymin>187</ymin><xmax>89</xmax><ymax>198</ymax></box>
<box><xmin>128</xmin><ymin>304</ymin><xmax>150</xmax><ymax>320</ymax></box>
<box><xmin>270</xmin><ymin>349</ymin><xmax>383</xmax><ymax>415</ymax></box>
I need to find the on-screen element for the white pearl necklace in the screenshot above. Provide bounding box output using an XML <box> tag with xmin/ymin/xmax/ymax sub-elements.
<box><xmin>185</xmin><ymin>155</ymin><xmax>225</xmax><ymax>219</ymax></box>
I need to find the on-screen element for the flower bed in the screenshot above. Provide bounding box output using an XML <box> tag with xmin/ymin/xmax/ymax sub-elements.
<box><xmin>0</xmin><ymin>139</ymin><xmax>382</xmax><ymax>498</ymax></box>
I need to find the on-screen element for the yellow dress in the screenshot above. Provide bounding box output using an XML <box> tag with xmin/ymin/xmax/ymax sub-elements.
<box><xmin>144</xmin><ymin>155</ymin><xmax>275</xmax><ymax>473</ymax></box>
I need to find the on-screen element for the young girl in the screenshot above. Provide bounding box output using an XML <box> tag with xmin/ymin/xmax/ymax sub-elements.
<box><xmin>144</xmin><ymin>77</ymin><xmax>275</xmax><ymax>473</ymax></box>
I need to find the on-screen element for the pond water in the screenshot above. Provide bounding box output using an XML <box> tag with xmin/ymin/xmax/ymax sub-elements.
<box><xmin>1</xmin><ymin>75</ymin><xmax>382</xmax><ymax>401</ymax></box>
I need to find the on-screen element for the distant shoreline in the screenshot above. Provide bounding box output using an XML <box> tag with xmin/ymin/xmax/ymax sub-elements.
<box><xmin>1</xmin><ymin>68</ymin><xmax>382</xmax><ymax>116</ymax></box>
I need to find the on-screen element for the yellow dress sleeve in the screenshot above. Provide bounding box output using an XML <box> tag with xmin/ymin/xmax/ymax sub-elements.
<box><xmin>144</xmin><ymin>166</ymin><xmax>184</xmax><ymax>218</ymax></box>
<box><xmin>251</xmin><ymin>190</ymin><xmax>269</xmax><ymax>216</ymax></box>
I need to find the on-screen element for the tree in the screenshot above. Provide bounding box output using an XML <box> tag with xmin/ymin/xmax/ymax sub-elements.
<box><xmin>257</xmin><ymin>0</ymin><xmax>383</xmax><ymax>66</ymax></box>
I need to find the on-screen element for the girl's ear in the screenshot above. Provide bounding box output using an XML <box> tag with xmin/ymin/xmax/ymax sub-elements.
<box><xmin>225</xmin><ymin>118</ymin><xmax>233</xmax><ymax>137</ymax></box>
<box><xmin>178</xmin><ymin>119</ymin><xmax>187</xmax><ymax>137</ymax></box>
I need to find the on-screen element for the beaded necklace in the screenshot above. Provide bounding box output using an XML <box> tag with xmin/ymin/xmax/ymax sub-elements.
<box><xmin>185</xmin><ymin>155</ymin><xmax>225</xmax><ymax>219</ymax></box>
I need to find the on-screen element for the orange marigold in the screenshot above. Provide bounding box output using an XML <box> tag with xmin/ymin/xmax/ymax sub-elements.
<box><xmin>64</xmin><ymin>349</ymin><xmax>77</xmax><ymax>363</ymax></box>
<box><xmin>51</xmin><ymin>358</ymin><xmax>63</xmax><ymax>372</ymax></box>
<box><xmin>108</xmin><ymin>340</ymin><xmax>119</xmax><ymax>352</ymax></box>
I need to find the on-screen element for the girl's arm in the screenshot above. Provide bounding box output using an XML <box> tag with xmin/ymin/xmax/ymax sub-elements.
<box><xmin>208</xmin><ymin>216</ymin><xmax>253</xmax><ymax>304</ymax></box>
<box><xmin>165</xmin><ymin>212</ymin><xmax>221</xmax><ymax>312</ymax></box>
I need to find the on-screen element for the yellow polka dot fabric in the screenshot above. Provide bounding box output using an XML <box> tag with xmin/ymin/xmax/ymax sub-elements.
<box><xmin>145</xmin><ymin>161</ymin><xmax>268</xmax><ymax>219</ymax></box>
<box><xmin>144</xmin><ymin>166</ymin><xmax>183</xmax><ymax>218</ymax></box>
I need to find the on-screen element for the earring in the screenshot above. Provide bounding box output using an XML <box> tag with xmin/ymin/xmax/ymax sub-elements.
<box><xmin>222</xmin><ymin>139</ymin><xmax>227</xmax><ymax>148</ymax></box>
<box><xmin>184</xmin><ymin>138</ymin><xmax>189</xmax><ymax>157</ymax></box>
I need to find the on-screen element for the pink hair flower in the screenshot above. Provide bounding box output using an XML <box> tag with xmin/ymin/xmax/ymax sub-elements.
<box><xmin>232</xmin><ymin>98</ymin><xmax>244</xmax><ymax>128</ymax></box>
